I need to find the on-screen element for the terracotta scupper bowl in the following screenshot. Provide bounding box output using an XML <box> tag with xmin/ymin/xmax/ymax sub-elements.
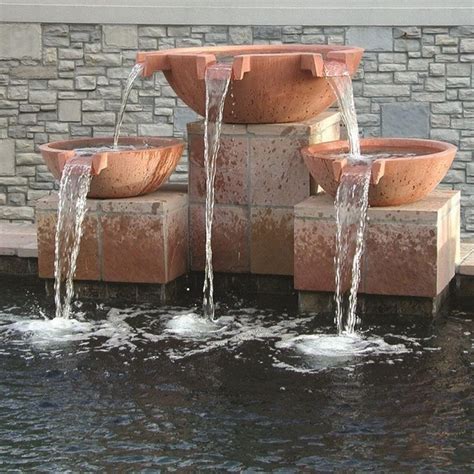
<box><xmin>301</xmin><ymin>138</ymin><xmax>457</xmax><ymax>207</ymax></box>
<box><xmin>39</xmin><ymin>137</ymin><xmax>184</xmax><ymax>199</ymax></box>
<box><xmin>136</xmin><ymin>45</ymin><xmax>364</xmax><ymax>124</ymax></box>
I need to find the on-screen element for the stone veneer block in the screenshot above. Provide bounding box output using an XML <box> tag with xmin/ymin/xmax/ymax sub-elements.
<box><xmin>294</xmin><ymin>189</ymin><xmax>460</xmax><ymax>298</ymax></box>
<box><xmin>381</xmin><ymin>102</ymin><xmax>429</xmax><ymax>138</ymax></box>
<box><xmin>0</xmin><ymin>24</ymin><xmax>42</xmax><ymax>60</ymax></box>
<box><xmin>189</xmin><ymin>135</ymin><xmax>249</xmax><ymax>206</ymax></box>
<box><xmin>187</xmin><ymin>111</ymin><xmax>341</xmax><ymax>276</ymax></box>
<box><xmin>0</xmin><ymin>139</ymin><xmax>15</xmax><ymax>176</ymax></box>
<box><xmin>36</xmin><ymin>189</ymin><xmax>188</xmax><ymax>284</ymax></box>
<box><xmin>189</xmin><ymin>204</ymin><xmax>250</xmax><ymax>273</ymax></box>
<box><xmin>250</xmin><ymin>207</ymin><xmax>294</xmax><ymax>276</ymax></box>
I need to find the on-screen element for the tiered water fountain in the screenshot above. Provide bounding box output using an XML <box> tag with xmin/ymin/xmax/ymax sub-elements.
<box><xmin>3</xmin><ymin>42</ymin><xmax>469</xmax><ymax>473</ymax></box>
<box><xmin>36</xmin><ymin>43</ymin><xmax>459</xmax><ymax>338</ymax></box>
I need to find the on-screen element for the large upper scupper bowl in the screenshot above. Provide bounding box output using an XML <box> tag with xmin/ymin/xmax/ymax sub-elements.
<box><xmin>136</xmin><ymin>45</ymin><xmax>364</xmax><ymax>124</ymax></box>
<box><xmin>301</xmin><ymin>138</ymin><xmax>457</xmax><ymax>207</ymax></box>
<box><xmin>39</xmin><ymin>137</ymin><xmax>184</xmax><ymax>199</ymax></box>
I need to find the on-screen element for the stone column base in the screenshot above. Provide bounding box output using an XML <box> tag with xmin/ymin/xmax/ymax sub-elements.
<box><xmin>36</xmin><ymin>188</ymin><xmax>188</xmax><ymax>284</ymax></box>
<box><xmin>187</xmin><ymin>111</ymin><xmax>341</xmax><ymax>276</ymax></box>
<box><xmin>294</xmin><ymin>189</ymin><xmax>460</xmax><ymax>312</ymax></box>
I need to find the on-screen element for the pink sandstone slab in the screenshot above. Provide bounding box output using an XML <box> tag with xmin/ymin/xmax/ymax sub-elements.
<box><xmin>188</xmin><ymin>134</ymin><xmax>249</xmax><ymax>206</ymax></box>
<box><xmin>249</xmin><ymin>136</ymin><xmax>310</xmax><ymax>207</ymax></box>
<box><xmin>36</xmin><ymin>189</ymin><xmax>188</xmax><ymax>284</ymax></box>
<box><xmin>250</xmin><ymin>207</ymin><xmax>294</xmax><ymax>276</ymax></box>
<box><xmin>187</xmin><ymin>112</ymin><xmax>341</xmax><ymax>276</ymax></box>
<box><xmin>189</xmin><ymin>204</ymin><xmax>250</xmax><ymax>273</ymax></box>
<box><xmin>294</xmin><ymin>189</ymin><xmax>460</xmax><ymax>298</ymax></box>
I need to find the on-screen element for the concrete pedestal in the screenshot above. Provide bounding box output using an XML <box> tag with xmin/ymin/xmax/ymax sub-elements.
<box><xmin>187</xmin><ymin>111</ymin><xmax>341</xmax><ymax>276</ymax></box>
<box><xmin>294</xmin><ymin>189</ymin><xmax>460</xmax><ymax>314</ymax></box>
<box><xmin>37</xmin><ymin>188</ymin><xmax>188</xmax><ymax>285</ymax></box>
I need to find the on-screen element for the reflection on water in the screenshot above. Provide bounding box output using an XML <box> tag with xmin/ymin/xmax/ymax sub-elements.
<box><xmin>0</xmin><ymin>279</ymin><xmax>472</xmax><ymax>471</ymax></box>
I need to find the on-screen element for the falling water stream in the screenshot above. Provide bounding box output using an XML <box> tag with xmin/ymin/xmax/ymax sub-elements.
<box><xmin>52</xmin><ymin>63</ymin><xmax>145</xmax><ymax>320</ymax></box>
<box><xmin>202</xmin><ymin>63</ymin><xmax>232</xmax><ymax>321</ymax></box>
<box><xmin>113</xmin><ymin>63</ymin><xmax>144</xmax><ymax>148</ymax></box>
<box><xmin>53</xmin><ymin>155</ymin><xmax>93</xmax><ymax>319</ymax></box>
<box><xmin>281</xmin><ymin>62</ymin><xmax>393</xmax><ymax>356</ymax></box>
<box><xmin>325</xmin><ymin>61</ymin><xmax>373</xmax><ymax>335</ymax></box>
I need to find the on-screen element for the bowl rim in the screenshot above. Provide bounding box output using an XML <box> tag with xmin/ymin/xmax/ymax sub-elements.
<box><xmin>39</xmin><ymin>136</ymin><xmax>185</xmax><ymax>155</ymax></box>
<box><xmin>301</xmin><ymin>138</ymin><xmax>457</xmax><ymax>163</ymax></box>
<box><xmin>137</xmin><ymin>44</ymin><xmax>364</xmax><ymax>59</ymax></box>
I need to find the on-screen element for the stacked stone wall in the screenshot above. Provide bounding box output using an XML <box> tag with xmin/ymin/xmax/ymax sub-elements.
<box><xmin>0</xmin><ymin>24</ymin><xmax>472</xmax><ymax>233</ymax></box>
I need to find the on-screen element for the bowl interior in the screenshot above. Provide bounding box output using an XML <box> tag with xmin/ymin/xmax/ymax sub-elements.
<box><xmin>304</xmin><ymin>139</ymin><xmax>455</xmax><ymax>161</ymax></box>
<box><xmin>44</xmin><ymin>137</ymin><xmax>182</xmax><ymax>152</ymax></box>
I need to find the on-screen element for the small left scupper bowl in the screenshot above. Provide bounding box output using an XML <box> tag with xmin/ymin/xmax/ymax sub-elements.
<box><xmin>39</xmin><ymin>137</ymin><xmax>185</xmax><ymax>199</ymax></box>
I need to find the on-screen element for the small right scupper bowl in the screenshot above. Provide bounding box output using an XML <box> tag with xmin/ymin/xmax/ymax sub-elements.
<box><xmin>300</xmin><ymin>138</ymin><xmax>457</xmax><ymax>207</ymax></box>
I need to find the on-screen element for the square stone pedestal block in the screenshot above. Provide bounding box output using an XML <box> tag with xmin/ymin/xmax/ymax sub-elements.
<box><xmin>188</xmin><ymin>111</ymin><xmax>341</xmax><ymax>276</ymax></box>
<box><xmin>37</xmin><ymin>189</ymin><xmax>188</xmax><ymax>284</ymax></box>
<box><xmin>295</xmin><ymin>189</ymin><xmax>460</xmax><ymax>302</ymax></box>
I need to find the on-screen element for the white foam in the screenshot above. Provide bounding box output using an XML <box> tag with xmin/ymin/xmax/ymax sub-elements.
<box><xmin>277</xmin><ymin>333</ymin><xmax>409</xmax><ymax>358</ymax></box>
<box><xmin>273</xmin><ymin>332</ymin><xmax>411</xmax><ymax>372</ymax></box>
<box><xmin>7</xmin><ymin>317</ymin><xmax>94</xmax><ymax>345</ymax></box>
<box><xmin>1</xmin><ymin>303</ymin><xmax>417</xmax><ymax>371</ymax></box>
<box><xmin>165</xmin><ymin>312</ymin><xmax>228</xmax><ymax>337</ymax></box>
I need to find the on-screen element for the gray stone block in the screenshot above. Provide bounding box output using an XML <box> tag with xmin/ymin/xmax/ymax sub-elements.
<box><xmin>138</xmin><ymin>123</ymin><xmax>173</xmax><ymax>137</ymax></box>
<box><xmin>425</xmin><ymin>77</ymin><xmax>446</xmax><ymax>92</ymax></box>
<box><xmin>346</xmin><ymin>27</ymin><xmax>392</xmax><ymax>51</ymax></box>
<box><xmin>103</xmin><ymin>25</ymin><xmax>138</xmax><ymax>49</ymax></box>
<box><xmin>394</xmin><ymin>27</ymin><xmax>421</xmax><ymax>39</ymax></box>
<box><xmin>82</xmin><ymin>100</ymin><xmax>105</xmax><ymax>111</ymax></box>
<box><xmin>58</xmin><ymin>100</ymin><xmax>81</xmax><ymax>122</ymax></box>
<box><xmin>432</xmin><ymin>103</ymin><xmax>462</xmax><ymax>116</ymax></box>
<box><xmin>381</xmin><ymin>103</ymin><xmax>429</xmax><ymax>138</ymax></box>
<box><xmin>75</xmin><ymin>76</ymin><xmax>97</xmax><ymax>91</ymax></box>
<box><xmin>0</xmin><ymin>24</ymin><xmax>41</xmax><ymax>60</ymax></box>
<box><xmin>435</xmin><ymin>34</ymin><xmax>458</xmax><ymax>46</ymax></box>
<box><xmin>364</xmin><ymin>84</ymin><xmax>410</xmax><ymax>97</ymax></box>
<box><xmin>7</xmin><ymin>86</ymin><xmax>28</xmax><ymax>100</ymax></box>
<box><xmin>49</xmin><ymin>79</ymin><xmax>74</xmax><ymax>90</ymax></box>
<box><xmin>138</xmin><ymin>26</ymin><xmax>166</xmax><ymax>37</ymax></box>
<box><xmin>84</xmin><ymin>53</ymin><xmax>121</xmax><ymax>67</ymax></box>
<box><xmin>229</xmin><ymin>26</ymin><xmax>252</xmax><ymax>45</ymax></box>
<box><xmin>429</xmin><ymin>63</ymin><xmax>445</xmax><ymax>76</ymax></box>
<box><xmin>460</xmin><ymin>89</ymin><xmax>474</xmax><ymax>101</ymax></box>
<box><xmin>253</xmin><ymin>26</ymin><xmax>282</xmax><ymax>40</ymax></box>
<box><xmin>58</xmin><ymin>48</ymin><xmax>84</xmax><ymax>60</ymax></box>
<box><xmin>12</xmin><ymin>66</ymin><xmax>57</xmax><ymax>80</ymax></box>
<box><xmin>43</xmin><ymin>36</ymin><xmax>69</xmax><ymax>47</ymax></box>
<box><xmin>8</xmin><ymin>193</ymin><xmax>26</xmax><ymax>206</ymax></box>
<box><xmin>174</xmin><ymin>107</ymin><xmax>199</xmax><ymax>134</ymax></box>
<box><xmin>394</xmin><ymin>72</ymin><xmax>419</xmax><ymax>84</ymax></box>
<box><xmin>394</xmin><ymin>39</ymin><xmax>421</xmax><ymax>52</ymax></box>
<box><xmin>83</xmin><ymin>112</ymin><xmax>116</xmax><ymax>126</ymax></box>
<box><xmin>43</xmin><ymin>24</ymin><xmax>69</xmax><ymax>36</ymax></box>
<box><xmin>0</xmin><ymin>206</ymin><xmax>34</xmax><ymax>220</ymax></box>
<box><xmin>446</xmin><ymin>63</ymin><xmax>472</xmax><ymax>76</ymax></box>
<box><xmin>443</xmin><ymin>170</ymin><xmax>465</xmax><ymax>184</ymax></box>
<box><xmin>430</xmin><ymin>128</ymin><xmax>460</xmax><ymax>143</ymax></box>
<box><xmin>460</xmin><ymin>39</ymin><xmax>474</xmax><ymax>53</ymax></box>
<box><xmin>167</xmin><ymin>26</ymin><xmax>190</xmax><ymax>37</ymax></box>
<box><xmin>0</xmin><ymin>140</ymin><xmax>15</xmax><ymax>176</ymax></box>
<box><xmin>447</xmin><ymin>77</ymin><xmax>471</xmax><ymax>88</ymax></box>
<box><xmin>29</xmin><ymin>90</ymin><xmax>57</xmax><ymax>105</ymax></box>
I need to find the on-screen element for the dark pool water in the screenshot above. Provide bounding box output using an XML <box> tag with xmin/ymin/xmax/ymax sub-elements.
<box><xmin>0</xmin><ymin>278</ymin><xmax>472</xmax><ymax>471</ymax></box>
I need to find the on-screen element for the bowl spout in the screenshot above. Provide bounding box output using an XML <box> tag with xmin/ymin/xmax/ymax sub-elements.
<box><xmin>134</xmin><ymin>45</ymin><xmax>364</xmax><ymax>123</ymax></box>
<box><xmin>301</xmin><ymin>138</ymin><xmax>457</xmax><ymax>207</ymax></box>
<box><xmin>57</xmin><ymin>150</ymin><xmax>108</xmax><ymax>176</ymax></box>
